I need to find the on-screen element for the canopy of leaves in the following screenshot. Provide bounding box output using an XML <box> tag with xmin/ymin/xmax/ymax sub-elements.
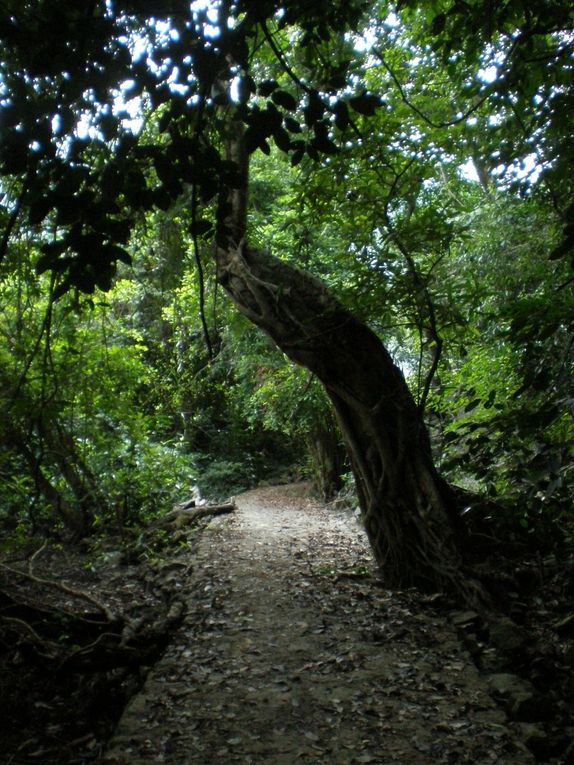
<box><xmin>0</xmin><ymin>0</ymin><xmax>573</xmax><ymax>544</ymax></box>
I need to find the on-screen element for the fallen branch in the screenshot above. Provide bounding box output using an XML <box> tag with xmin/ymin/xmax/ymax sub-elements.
<box><xmin>152</xmin><ymin>501</ymin><xmax>235</xmax><ymax>529</ymax></box>
<box><xmin>174</xmin><ymin>498</ymin><xmax>197</xmax><ymax>511</ymax></box>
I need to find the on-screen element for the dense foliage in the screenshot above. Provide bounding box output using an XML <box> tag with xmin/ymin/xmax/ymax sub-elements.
<box><xmin>0</xmin><ymin>0</ymin><xmax>572</xmax><ymax>556</ymax></box>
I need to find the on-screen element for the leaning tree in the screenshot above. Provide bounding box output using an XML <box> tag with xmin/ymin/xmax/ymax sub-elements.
<box><xmin>1</xmin><ymin>0</ymin><xmax>572</xmax><ymax>602</ymax></box>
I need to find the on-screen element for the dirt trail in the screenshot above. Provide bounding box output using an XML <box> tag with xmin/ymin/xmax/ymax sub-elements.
<box><xmin>101</xmin><ymin>483</ymin><xmax>532</xmax><ymax>764</ymax></box>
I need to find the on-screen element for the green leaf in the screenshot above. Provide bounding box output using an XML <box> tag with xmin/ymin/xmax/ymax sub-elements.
<box><xmin>291</xmin><ymin>149</ymin><xmax>305</xmax><ymax>167</ymax></box>
<box><xmin>244</xmin><ymin>125</ymin><xmax>265</xmax><ymax>154</ymax></box>
<box><xmin>431</xmin><ymin>13</ymin><xmax>446</xmax><ymax>35</ymax></box>
<box><xmin>238</xmin><ymin>74</ymin><xmax>256</xmax><ymax>103</ymax></box>
<box><xmin>311</xmin><ymin>134</ymin><xmax>339</xmax><ymax>155</ymax></box>
<box><xmin>273</xmin><ymin>126</ymin><xmax>292</xmax><ymax>152</ymax></box>
<box><xmin>189</xmin><ymin>218</ymin><xmax>213</xmax><ymax>237</ymax></box>
<box><xmin>103</xmin><ymin>244</ymin><xmax>132</xmax><ymax>265</ymax></box>
<box><xmin>29</xmin><ymin>195</ymin><xmax>53</xmax><ymax>225</ymax></box>
<box><xmin>348</xmin><ymin>93</ymin><xmax>381</xmax><ymax>116</ymax></box>
<box><xmin>304</xmin><ymin>91</ymin><xmax>325</xmax><ymax>127</ymax></box>
<box><xmin>333</xmin><ymin>101</ymin><xmax>350</xmax><ymax>131</ymax></box>
<box><xmin>258</xmin><ymin>79</ymin><xmax>278</xmax><ymax>97</ymax></box>
<box><xmin>272</xmin><ymin>90</ymin><xmax>298</xmax><ymax>111</ymax></box>
<box><xmin>284</xmin><ymin>116</ymin><xmax>302</xmax><ymax>133</ymax></box>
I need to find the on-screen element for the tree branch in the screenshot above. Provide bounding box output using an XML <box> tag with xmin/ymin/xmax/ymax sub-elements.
<box><xmin>191</xmin><ymin>184</ymin><xmax>214</xmax><ymax>358</ymax></box>
<box><xmin>372</xmin><ymin>48</ymin><xmax>489</xmax><ymax>129</ymax></box>
<box><xmin>260</xmin><ymin>20</ymin><xmax>311</xmax><ymax>95</ymax></box>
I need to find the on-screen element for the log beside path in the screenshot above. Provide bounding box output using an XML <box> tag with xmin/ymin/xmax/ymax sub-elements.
<box><xmin>151</xmin><ymin>501</ymin><xmax>235</xmax><ymax>529</ymax></box>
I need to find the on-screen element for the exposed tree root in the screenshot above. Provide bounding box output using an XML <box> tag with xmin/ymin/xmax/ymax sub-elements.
<box><xmin>0</xmin><ymin>537</ymin><xmax>186</xmax><ymax>674</ymax></box>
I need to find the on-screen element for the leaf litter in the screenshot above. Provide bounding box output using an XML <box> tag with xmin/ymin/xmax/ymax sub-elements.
<box><xmin>101</xmin><ymin>482</ymin><xmax>533</xmax><ymax>764</ymax></box>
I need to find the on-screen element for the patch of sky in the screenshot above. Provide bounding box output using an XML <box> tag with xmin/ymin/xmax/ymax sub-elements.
<box><xmin>477</xmin><ymin>65</ymin><xmax>498</xmax><ymax>84</ymax></box>
<box><xmin>459</xmin><ymin>152</ymin><xmax>541</xmax><ymax>185</ymax></box>
<box><xmin>353</xmin><ymin>12</ymin><xmax>399</xmax><ymax>53</ymax></box>
<box><xmin>190</xmin><ymin>0</ymin><xmax>220</xmax><ymax>37</ymax></box>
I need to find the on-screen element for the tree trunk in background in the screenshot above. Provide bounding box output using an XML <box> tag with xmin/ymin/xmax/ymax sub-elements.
<box><xmin>307</xmin><ymin>423</ymin><xmax>346</xmax><ymax>502</ymax></box>
<box><xmin>37</xmin><ymin>418</ymin><xmax>108</xmax><ymax>526</ymax></box>
<box><xmin>13</xmin><ymin>436</ymin><xmax>86</xmax><ymax>536</ymax></box>
<box><xmin>4</xmin><ymin>420</ymin><xmax>103</xmax><ymax>537</ymax></box>
<box><xmin>214</xmin><ymin>121</ymin><xmax>487</xmax><ymax>605</ymax></box>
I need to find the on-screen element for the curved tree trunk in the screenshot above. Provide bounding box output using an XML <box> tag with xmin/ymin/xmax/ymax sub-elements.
<box><xmin>214</xmin><ymin>120</ymin><xmax>487</xmax><ymax>605</ymax></box>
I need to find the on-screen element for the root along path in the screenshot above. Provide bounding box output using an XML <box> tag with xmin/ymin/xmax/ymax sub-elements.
<box><xmin>101</xmin><ymin>483</ymin><xmax>532</xmax><ymax>765</ymax></box>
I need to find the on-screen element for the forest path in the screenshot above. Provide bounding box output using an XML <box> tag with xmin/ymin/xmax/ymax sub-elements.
<box><xmin>101</xmin><ymin>483</ymin><xmax>532</xmax><ymax>764</ymax></box>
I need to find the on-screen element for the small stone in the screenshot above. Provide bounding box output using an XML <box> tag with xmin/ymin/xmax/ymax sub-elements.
<box><xmin>563</xmin><ymin>644</ymin><xmax>574</xmax><ymax>667</ymax></box>
<box><xmin>461</xmin><ymin>633</ymin><xmax>483</xmax><ymax>660</ymax></box>
<box><xmin>564</xmin><ymin>739</ymin><xmax>574</xmax><ymax>765</ymax></box>
<box><xmin>488</xmin><ymin>617</ymin><xmax>528</xmax><ymax>653</ymax></box>
<box><xmin>516</xmin><ymin>722</ymin><xmax>549</xmax><ymax>758</ymax></box>
<box><xmin>480</xmin><ymin>647</ymin><xmax>512</xmax><ymax>673</ymax></box>
<box><xmin>487</xmin><ymin>673</ymin><xmax>536</xmax><ymax>720</ymax></box>
<box><xmin>554</xmin><ymin>612</ymin><xmax>574</xmax><ymax>635</ymax></box>
<box><xmin>450</xmin><ymin>610</ymin><xmax>480</xmax><ymax>629</ymax></box>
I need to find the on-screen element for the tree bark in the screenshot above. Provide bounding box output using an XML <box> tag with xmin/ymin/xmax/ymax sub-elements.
<box><xmin>151</xmin><ymin>502</ymin><xmax>235</xmax><ymax>529</ymax></box>
<box><xmin>214</xmin><ymin>118</ymin><xmax>487</xmax><ymax>605</ymax></box>
<box><xmin>307</xmin><ymin>423</ymin><xmax>346</xmax><ymax>501</ymax></box>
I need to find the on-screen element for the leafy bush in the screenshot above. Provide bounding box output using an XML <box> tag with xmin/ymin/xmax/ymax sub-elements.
<box><xmin>88</xmin><ymin>434</ymin><xmax>198</xmax><ymax>528</ymax></box>
<box><xmin>195</xmin><ymin>457</ymin><xmax>257</xmax><ymax>502</ymax></box>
